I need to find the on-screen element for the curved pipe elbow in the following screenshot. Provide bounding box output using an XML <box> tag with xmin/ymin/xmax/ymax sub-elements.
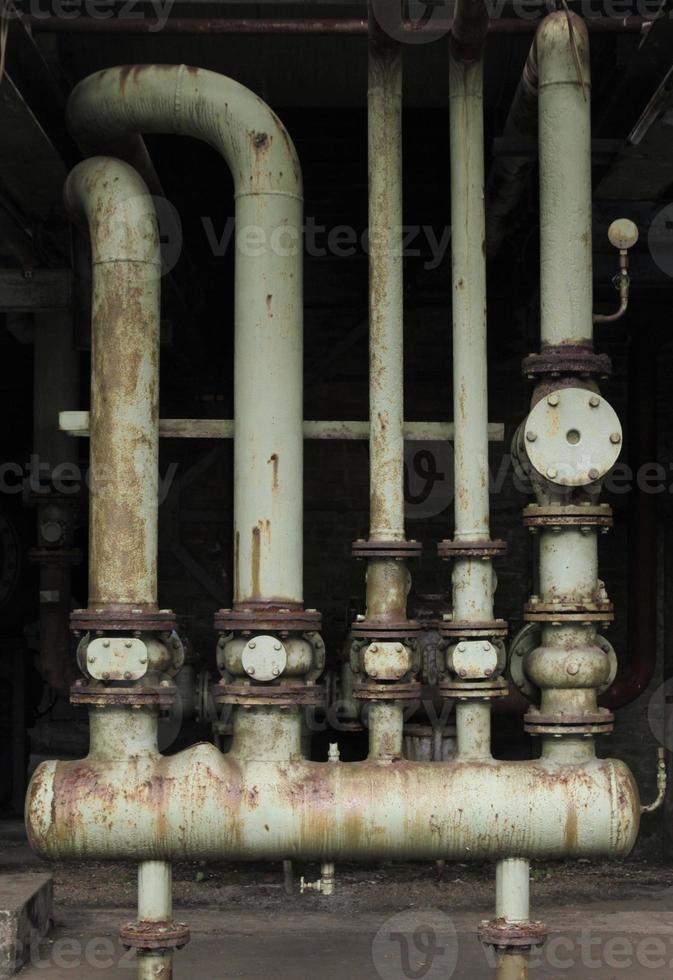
<box><xmin>64</xmin><ymin>156</ymin><xmax>162</xmax><ymax>269</ymax></box>
<box><xmin>26</xmin><ymin>749</ymin><xmax>640</xmax><ymax>863</ymax></box>
<box><xmin>66</xmin><ymin>65</ymin><xmax>302</xmax><ymax>201</ymax></box>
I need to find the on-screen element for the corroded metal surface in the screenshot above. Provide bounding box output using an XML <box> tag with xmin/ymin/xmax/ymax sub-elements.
<box><xmin>438</xmin><ymin>538</ymin><xmax>507</xmax><ymax>559</ymax></box>
<box><xmin>26</xmin><ymin>746</ymin><xmax>640</xmax><ymax>862</ymax></box>
<box><xmin>214</xmin><ymin>605</ymin><xmax>321</xmax><ymax>635</ymax></box>
<box><xmin>522</xmin><ymin>346</ymin><xmax>611</xmax><ymax>379</ymax></box>
<box><xmin>120</xmin><ymin>921</ymin><xmax>190</xmax><ymax>951</ymax></box>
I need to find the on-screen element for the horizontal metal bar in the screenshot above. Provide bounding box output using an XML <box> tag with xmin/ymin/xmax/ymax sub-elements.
<box><xmin>60</xmin><ymin>412</ymin><xmax>505</xmax><ymax>442</ymax></box>
<box><xmin>27</xmin><ymin>15</ymin><xmax>648</xmax><ymax>35</ymax></box>
<box><xmin>0</xmin><ymin>269</ymin><xmax>72</xmax><ymax>312</ymax></box>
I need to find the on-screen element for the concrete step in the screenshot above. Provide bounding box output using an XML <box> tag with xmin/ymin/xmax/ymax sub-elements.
<box><xmin>0</xmin><ymin>874</ymin><xmax>52</xmax><ymax>979</ymax></box>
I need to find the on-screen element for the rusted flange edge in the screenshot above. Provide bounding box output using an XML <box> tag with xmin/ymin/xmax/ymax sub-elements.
<box><xmin>352</xmin><ymin>539</ymin><xmax>423</xmax><ymax>559</ymax></box>
<box><xmin>70</xmin><ymin>607</ymin><xmax>178</xmax><ymax>634</ymax></box>
<box><xmin>70</xmin><ymin>683</ymin><xmax>177</xmax><ymax>707</ymax></box>
<box><xmin>213</xmin><ymin>681</ymin><xmax>326</xmax><ymax>707</ymax></box>
<box><xmin>478</xmin><ymin>919</ymin><xmax>547</xmax><ymax>949</ymax></box>
<box><xmin>524</xmin><ymin>602</ymin><xmax>613</xmax><ymax>623</ymax></box>
<box><xmin>524</xmin><ymin>709</ymin><xmax>614</xmax><ymax>735</ymax></box>
<box><xmin>523</xmin><ymin>504</ymin><xmax>613</xmax><ymax>528</ymax></box>
<box><xmin>437</xmin><ymin>539</ymin><xmax>507</xmax><ymax>559</ymax></box>
<box><xmin>351</xmin><ymin>619</ymin><xmax>421</xmax><ymax>640</ymax></box>
<box><xmin>214</xmin><ymin>606</ymin><xmax>322</xmax><ymax>634</ymax></box>
<box><xmin>439</xmin><ymin>619</ymin><xmax>509</xmax><ymax>639</ymax></box>
<box><xmin>522</xmin><ymin>346</ymin><xmax>611</xmax><ymax>379</ymax></box>
<box><xmin>351</xmin><ymin>681</ymin><xmax>423</xmax><ymax>701</ymax></box>
<box><xmin>439</xmin><ymin>678</ymin><xmax>510</xmax><ymax>699</ymax></box>
<box><xmin>119</xmin><ymin>921</ymin><xmax>190</xmax><ymax>951</ymax></box>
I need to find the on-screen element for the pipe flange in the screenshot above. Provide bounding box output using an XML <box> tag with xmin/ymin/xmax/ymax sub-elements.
<box><xmin>439</xmin><ymin>677</ymin><xmax>509</xmax><ymax>699</ymax></box>
<box><xmin>522</xmin><ymin>345</ymin><xmax>611</xmax><ymax>379</ymax></box>
<box><xmin>29</xmin><ymin>547</ymin><xmax>82</xmax><ymax>566</ymax></box>
<box><xmin>214</xmin><ymin>604</ymin><xmax>322</xmax><ymax>635</ymax></box>
<box><xmin>437</xmin><ymin>539</ymin><xmax>507</xmax><ymax>559</ymax></box>
<box><xmin>350</xmin><ymin>619</ymin><xmax>421</xmax><ymax>641</ymax></box>
<box><xmin>120</xmin><ymin>921</ymin><xmax>190</xmax><ymax>951</ymax></box>
<box><xmin>352</xmin><ymin>539</ymin><xmax>423</xmax><ymax>560</ymax></box>
<box><xmin>70</xmin><ymin>607</ymin><xmax>178</xmax><ymax>634</ymax></box>
<box><xmin>439</xmin><ymin>619</ymin><xmax>509</xmax><ymax>639</ymax></box>
<box><xmin>351</xmin><ymin>680</ymin><xmax>422</xmax><ymax>701</ymax></box>
<box><xmin>478</xmin><ymin>918</ymin><xmax>547</xmax><ymax>949</ymax></box>
<box><xmin>524</xmin><ymin>708</ymin><xmax>614</xmax><ymax>735</ymax></box>
<box><xmin>70</xmin><ymin>681</ymin><xmax>177</xmax><ymax>708</ymax></box>
<box><xmin>523</xmin><ymin>504</ymin><xmax>613</xmax><ymax>530</ymax></box>
<box><xmin>524</xmin><ymin>601</ymin><xmax>613</xmax><ymax>623</ymax></box>
<box><xmin>213</xmin><ymin>680</ymin><xmax>326</xmax><ymax>707</ymax></box>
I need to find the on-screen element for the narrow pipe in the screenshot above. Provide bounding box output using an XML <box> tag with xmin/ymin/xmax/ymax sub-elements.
<box><xmin>456</xmin><ymin>701</ymin><xmax>491</xmax><ymax>760</ymax></box>
<box><xmin>137</xmin><ymin>861</ymin><xmax>173</xmax><ymax>979</ymax></box>
<box><xmin>538</xmin><ymin>13</ymin><xmax>592</xmax><ymax>347</ymax></box>
<box><xmin>368</xmin><ymin>702</ymin><xmax>404</xmax><ymax>759</ymax></box>
<box><xmin>64</xmin><ymin>157</ymin><xmax>161</xmax><ymax>608</ymax></box>
<box><xmin>495</xmin><ymin>858</ymin><xmax>529</xmax><ymax>922</ymax></box>
<box><xmin>449</xmin><ymin>54</ymin><xmax>492</xmax><ymax>562</ymax></box>
<box><xmin>367</xmin><ymin>6</ymin><xmax>404</xmax><ymax>548</ymax></box>
<box><xmin>66</xmin><ymin>65</ymin><xmax>304</xmax><ymax>606</ymax></box>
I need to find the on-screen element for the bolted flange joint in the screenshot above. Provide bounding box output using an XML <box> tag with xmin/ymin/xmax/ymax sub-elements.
<box><xmin>119</xmin><ymin>920</ymin><xmax>190</xmax><ymax>952</ymax></box>
<box><xmin>478</xmin><ymin>917</ymin><xmax>547</xmax><ymax>950</ymax></box>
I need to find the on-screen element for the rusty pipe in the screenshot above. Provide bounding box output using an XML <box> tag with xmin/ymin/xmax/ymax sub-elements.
<box><xmin>26</xmin><ymin>730</ymin><xmax>639</xmax><ymax>862</ymax></box>
<box><xmin>66</xmin><ymin>65</ymin><xmax>304</xmax><ymax>606</ymax></box>
<box><xmin>64</xmin><ymin>157</ymin><xmax>161</xmax><ymax>609</ymax></box>
<box><xmin>27</xmin><ymin>16</ymin><xmax>649</xmax><ymax>36</ymax></box>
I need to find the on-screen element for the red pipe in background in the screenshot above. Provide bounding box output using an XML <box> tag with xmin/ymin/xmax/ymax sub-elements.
<box><xmin>26</xmin><ymin>15</ymin><xmax>648</xmax><ymax>35</ymax></box>
<box><xmin>601</xmin><ymin>327</ymin><xmax>658</xmax><ymax>709</ymax></box>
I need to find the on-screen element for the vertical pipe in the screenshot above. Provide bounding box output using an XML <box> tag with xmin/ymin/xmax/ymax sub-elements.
<box><xmin>64</xmin><ymin>157</ymin><xmax>161</xmax><ymax>609</ymax></box>
<box><xmin>233</xmin><ymin>189</ymin><xmax>304</xmax><ymax>605</ymax></box>
<box><xmin>367</xmin><ymin>5</ymin><xmax>404</xmax><ymax>549</ymax></box>
<box><xmin>137</xmin><ymin>861</ymin><xmax>173</xmax><ymax>979</ymax></box>
<box><xmin>449</xmin><ymin>52</ymin><xmax>494</xmax><ymax>623</ymax></box>
<box><xmin>364</xmin><ymin>3</ymin><xmax>410</xmax><ymax>641</ymax></box>
<box><xmin>495</xmin><ymin>858</ymin><xmax>530</xmax><ymax>922</ymax></box>
<box><xmin>455</xmin><ymin>700</ymin><xmax>491</xmax><ymax>759</ymax></box>
<box><xmin>368</xmin><ymin>702</ymin><xmax>404</xmax><ymax>759</ymax></box>
<box><xmin>538</xmin><ymin>13</ymin><xmax>592</xmax><ymax>347</ymax></box>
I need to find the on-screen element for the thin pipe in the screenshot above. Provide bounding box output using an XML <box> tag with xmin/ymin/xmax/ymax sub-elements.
<box><xmin>27</xmin><ymin>16</ymin><xmax>649</xmax><ymax>35</ymax></box>
<box><xmin>367</xmin><ymin>4</ymin><xmax>404</xmax><ymax>547</ymax></box>
<box><xmin>368</xmin><ymin>702</ymin><xmax>404</xmax><ymax>759</ymax></box>
<box><xmin>64</xmin><ymin>157</ymin><xmax>161</xmax><ymax>608</ymax></box>
<box><xmin>66</xmin><ymin>65</ymin><xmax>304</xmax><ymax>606</ymax></box>
<box><xmin>137</xmin><ymin>861</ymin><xmax>173</xmax><ymax>979</ymax></box>
<box><xmin>456</xmin><ymin>701</ymin><xmax>491</xmax><ymax>760</ymax></box>
<box><xmin>449</xmin><ymin>48</ymin><xmax>494</xmax><ymax>624</ymax></box>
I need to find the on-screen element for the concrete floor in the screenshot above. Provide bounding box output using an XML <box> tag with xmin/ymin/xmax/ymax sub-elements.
<box><xmin>5</xmin><ymin>822</ymin><xmax>673</xmax><ymax>979</ymax></box>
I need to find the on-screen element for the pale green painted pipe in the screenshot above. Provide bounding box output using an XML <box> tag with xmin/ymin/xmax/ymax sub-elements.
<box><xmin>531</xmin><ymin>15</ymin><xmax>603</xmax><ymax>722</ymax></box>
<box><xmin>538</xmin><ymin>13</ymin><xmax>592</xmax><ymax>346</ymax></box>
<box><xmin>26</xmin><ymin>726</ymin><xmax>639</xmax><ymax>861</ymax></box>
<box><xmin>449</xmin><ymin>51</ymin><xmax>495</xmax><ymax>630</ymax></box>
<box><xmin>67</xmin><ymin>65</ymin><xmax>304</xmax><ymax>605</ymax></box>
<box><xmin>367</xmin><ymin>9</ymin><xmax>404</xmax><ymax>546</ymax></box>
<box><xmin>495</xmin><ymin>858</ymin><xmax>530</xmax><ymax>923</ymax></box>
<box><xmin>137</xmin><ymin>861</ymin><xmax>173</xmax><ymax>979</ymax></box>
<box><xmin>64</xmin><ymin>157</ymin><xmax>161</xmax><ymax>608</ymax></box>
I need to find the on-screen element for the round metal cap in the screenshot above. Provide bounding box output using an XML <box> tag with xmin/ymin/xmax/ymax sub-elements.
<box><xmin>524</xmin><ymin>388</ymin><xmax>622</xmax><ymax>487</ymax></box>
